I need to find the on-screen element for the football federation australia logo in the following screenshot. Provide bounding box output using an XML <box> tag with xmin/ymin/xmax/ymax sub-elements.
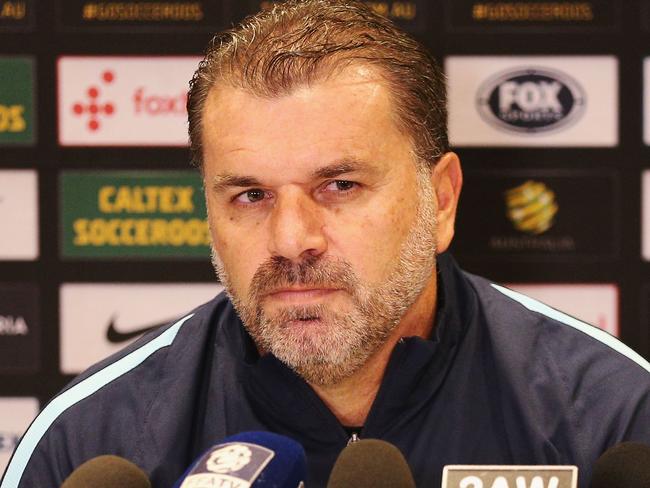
<box><xmin>505</xmin><ymin>181</ymin><xmax>558</xmax><ymax>234</ymax></box>
<box><xmin>477</xmin><ymin>67</ymin><xmax>586</xmax><ymax>134</ymax></box>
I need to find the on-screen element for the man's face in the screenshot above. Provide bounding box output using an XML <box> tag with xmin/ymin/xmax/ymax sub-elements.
<box><xmin>201</xmin><ymin>66</ymin><xmax>440</xmax><ymax>385</ymax></box>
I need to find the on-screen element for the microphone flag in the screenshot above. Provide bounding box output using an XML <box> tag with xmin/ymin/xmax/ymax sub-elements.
<box><xmin>178</xmin><ymin>443</ymin><xmax>273</xmax><ymax>488</ymax></box>
<box><xmin>174</xmin><ymin>431</ymin><xmax>306</xmax><ymax>488</ymax></box>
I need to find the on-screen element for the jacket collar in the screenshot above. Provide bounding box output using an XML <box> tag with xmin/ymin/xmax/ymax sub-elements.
<box><xmin>235</xmin><ymin>252</ymin><xmax>477</xmax><ymax>445</ymax></box>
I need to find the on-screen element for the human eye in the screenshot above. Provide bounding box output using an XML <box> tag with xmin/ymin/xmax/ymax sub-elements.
<box><xmin>233</xmin><ymin>188</ymin><xmax>270</xmax><ymax>205</ymax></box>
<box><xmin>322</xmin><ymin>180</ymin><xmax>358</xmax><ymax>193</ymax></box>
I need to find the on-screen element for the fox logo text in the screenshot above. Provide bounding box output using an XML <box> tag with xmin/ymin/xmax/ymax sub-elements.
<box><xmin>478</xmin><ymin>68</ymin><xmax>585</xmax><ymax>134</ymax></box>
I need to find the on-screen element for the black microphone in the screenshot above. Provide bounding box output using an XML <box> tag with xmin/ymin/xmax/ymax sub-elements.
<box><xmin>327</xmin><ymin>438</ymin><xmax>416</xmax><ymax>488</ymax></box>
<box><xmin>173</xmin><ymin>431</ymin><xmax>307</xmax><ymax>487</ymax></box>
<box><xmin>61</xmin><ymin>454</ymin><xmax>151</xmax><ymax>488</ymax></box>
<box><xmin>590</xmin><ymin>442</ymin><xmax>650</xmax><ymax>488</ymax></box>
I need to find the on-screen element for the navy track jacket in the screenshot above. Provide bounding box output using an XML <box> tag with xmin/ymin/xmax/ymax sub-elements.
<box><xmin>3</xmin><ymin>253</ymin><xmax>650</xmax><ymax>487</ymax></box>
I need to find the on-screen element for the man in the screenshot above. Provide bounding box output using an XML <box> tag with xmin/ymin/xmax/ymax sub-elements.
<box><xmin>3</xmin><ymin>1</ymin><xmax>649</xmax><ymax>487</ymax></box>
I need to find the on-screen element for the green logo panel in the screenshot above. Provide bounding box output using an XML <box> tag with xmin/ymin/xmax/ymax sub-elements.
<box><xmin>61</xmin><ymin>171</ymin><xmax>210</xmax><ymax>258</ymax></box>
<box><xmin>0</xmin><ymin>57</ymin><xmax>35</xmax><ymax>145</ymax></box>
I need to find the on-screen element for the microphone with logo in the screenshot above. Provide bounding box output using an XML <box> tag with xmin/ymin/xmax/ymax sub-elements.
<box><xmin>173</xmin><ymin>431</ymin><xmax>307</xmax><ymax>488</ymax></box>
<box><xmin>60</xmin><ymin>454</ymin><xmax>151</xmax><ymax>488</ymax></box>
<box><xmin>326</xmin><ymin>438</ymin><xmax>416</xmax><ymax>488</ymax></box>
<box><xmin>590</xmin><ymin>441</ymin><xmax>650</xmax><ymax>488</ymax></box>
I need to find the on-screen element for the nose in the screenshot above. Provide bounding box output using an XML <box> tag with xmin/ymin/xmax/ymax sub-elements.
<box><xmin>267</xmin><ymin>188</ymin><xmax>327</xmax><ymax>261</ymax></box>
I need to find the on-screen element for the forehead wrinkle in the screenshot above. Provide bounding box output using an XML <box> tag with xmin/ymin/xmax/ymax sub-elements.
<box><xmin>312</xmin><ymin>158</ymin><xmax>379</xmax><ymax>179</ymax></box>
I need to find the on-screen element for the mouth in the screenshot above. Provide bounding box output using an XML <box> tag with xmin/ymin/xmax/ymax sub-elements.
<box><xmin>283</xmin><ymin>315</ymin><xmax>327</xmax><ymax>331</ymax></box>
<box><xmin>291</xmin><ymin>315</ymin><xmax>322</xmax><ymax>323</ymax></box>
<box><xmin>265</xmin><ymin>287</ymin><xmax>339</xmax><ymax>304</ymax></box>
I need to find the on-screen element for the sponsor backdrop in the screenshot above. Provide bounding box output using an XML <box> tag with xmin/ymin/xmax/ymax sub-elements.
<box><xmin>508</xmin><ymin>283</ymin><xmax>619</xmax><ymax>336</ymax></box>
<box><xmin>58</xmin><ymin>56</ymin><xmax>201</xmax><ymax>146</ymax></box>
<box><xmin>59</xmin><ymin>282</ymin><xmax>222</xmax><ymax>373</ymax></box>
<box><xmin>0</xmin><ymin>170</ymin><xmax>38</xmax><ymax>260</ymax></box>
<box><xmin>447</xmin><ymin>56</ymin><xmax>618</xmax><ymax>147</ymax></box>
<box><xmin>1</xmin><ymin>0</ymin><xmax>650</xmax><ymax>473</ymax></box>
<box><xmin>60</xmin><ymin>170</ymin><xmax>210</xmax><ymax>258</ymax></box>
<box><xmin>0</xmin><ymin>398</ymin><xmax>39</xmax><ymax>472</ymax></box>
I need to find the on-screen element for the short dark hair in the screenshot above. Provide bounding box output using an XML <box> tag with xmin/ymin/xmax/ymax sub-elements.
<box><xmin>187</xmin><ymin>0</ymin><xmax>448</xmax><ymax>169</ymax></box>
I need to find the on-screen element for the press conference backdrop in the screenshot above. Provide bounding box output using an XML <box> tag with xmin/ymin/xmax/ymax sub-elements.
<box><xmin>0</xmin><ymin>0</ymin><xmax>649</xmax><ymax>473</ymax></box>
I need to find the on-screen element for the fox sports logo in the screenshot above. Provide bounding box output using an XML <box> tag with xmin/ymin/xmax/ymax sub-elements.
<box><xmin>476</xmin><ymin>67</ymin><xmax>586</xmax><ymax>134</ymax></box>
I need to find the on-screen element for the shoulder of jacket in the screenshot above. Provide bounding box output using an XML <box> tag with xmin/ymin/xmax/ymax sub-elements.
<box><xmin>64</xmin><ymin>290</ymin><xmax>230</xmax><ymax>389</ymax></box>
<box><xmin>0</xmin><ymin>292</ymin><xmax>234</xmax><ymax>488</ymax></box>
<box><xmin>465</xmin><ymin>273</ymin><xmax>650</xmax><ymax>380</ymax></box>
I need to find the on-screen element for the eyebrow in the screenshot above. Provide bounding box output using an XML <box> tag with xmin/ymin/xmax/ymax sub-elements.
<box><xmin>312</xmin><ymin>159</ymin><xmax>372</xmax><ymax>179</ymax></box>
<box><xmin>210</xmin><ymin>158</ymin><xmax>374</xmax><ymax>193</ymax></box>
<box><xmin>210</xmin><ymin>174</ymin><xmax>262</xmax><ymax>193</ymax></box>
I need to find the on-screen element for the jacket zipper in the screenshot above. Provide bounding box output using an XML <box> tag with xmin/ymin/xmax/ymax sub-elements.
<box><xmin>347</xmin><ymin>432</ymin><xmax>360</xmax><ymax>445</ymax></box>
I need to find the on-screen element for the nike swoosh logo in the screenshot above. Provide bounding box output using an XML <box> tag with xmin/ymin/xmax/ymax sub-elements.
<box><xmin>106</xmin><ymin>316</ymin><xmax>170</xmax><ymax>343</ymax></box>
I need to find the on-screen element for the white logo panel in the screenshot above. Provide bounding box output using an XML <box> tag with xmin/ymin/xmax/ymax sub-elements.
<box><xmin>0</xmin><ymin>170</ymin><xmax>38</xmax><ymax>260</ymax></box>
<box><xmin>58</xmin><ymin>56</ymin><xmax>201</xmax><ymax>146</ymax></box>
<box><xmin>60</xmin><ymin>283</ymin><xmax>223</xmax><ymax>373</ymax></box>
<box><xmin>0</xmin><ymin>397</ymin><xmax>39</xmax><ymax>473</ymax></box>
<box><xmin>446</xmin><ymin>56</ymin><xmax>618</xmax><ymax>147</ymax></box>
<box><xmin>508</xmin><ymin>283</ymin><xmax>618</xmax><ymax>336</ymax></box>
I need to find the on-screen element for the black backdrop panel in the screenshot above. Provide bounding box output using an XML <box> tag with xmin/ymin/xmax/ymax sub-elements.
<box><xmin>56</xmin><ymin>0</ymin><xmax>232</xmax><ymax>33</ymax></box>
<box><xmin>445</xmin><ymin>0</ymin><xmax>621</xmax><ymax>33</ymax></box>
<box><xmin>452</xmin><ymin>169</ymin><xmax>619</xmax><ymax>261</ymax></box>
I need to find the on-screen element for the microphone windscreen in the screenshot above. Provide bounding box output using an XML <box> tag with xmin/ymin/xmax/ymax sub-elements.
<box><xmin>327</xmin><ymin>438</ymin><xmax>416</xmax><ymax>488</ymax></box>
<box><xmin>590</xmin><ymin>442</ymin><xmax>650</xmax><ymax>488</ymax></box>
<box><xmin>174</xmin><ymin>431</ymin><xmax>306</xmax><ymax>488</ymax></box>
<box><xmin>61</xmin><ymin>454</ymin><xmax>151</xmax><ymax>488</ymax></box>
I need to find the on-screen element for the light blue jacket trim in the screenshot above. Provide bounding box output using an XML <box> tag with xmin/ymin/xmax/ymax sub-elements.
<box><xmin>491</xmin><ymin>284</ymin><xmax>650</xmax><ymax>374</ymax></box>
<box><xmin>0</xmin><ymin>313</ymin><xmax>194</xmax><ymax>488</ymax></box>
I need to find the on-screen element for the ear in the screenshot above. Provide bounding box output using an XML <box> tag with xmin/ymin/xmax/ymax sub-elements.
<box><xmin>431</xmin><ymin>152</ymin><xmax>462</xmax><ymax>254</ymax></box>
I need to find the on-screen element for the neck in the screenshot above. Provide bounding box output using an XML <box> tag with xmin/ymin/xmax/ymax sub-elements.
<box><xmin>309</xmin><ymin>271</ymin><xmax>438</xmax><ymax>427</ymax></box>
